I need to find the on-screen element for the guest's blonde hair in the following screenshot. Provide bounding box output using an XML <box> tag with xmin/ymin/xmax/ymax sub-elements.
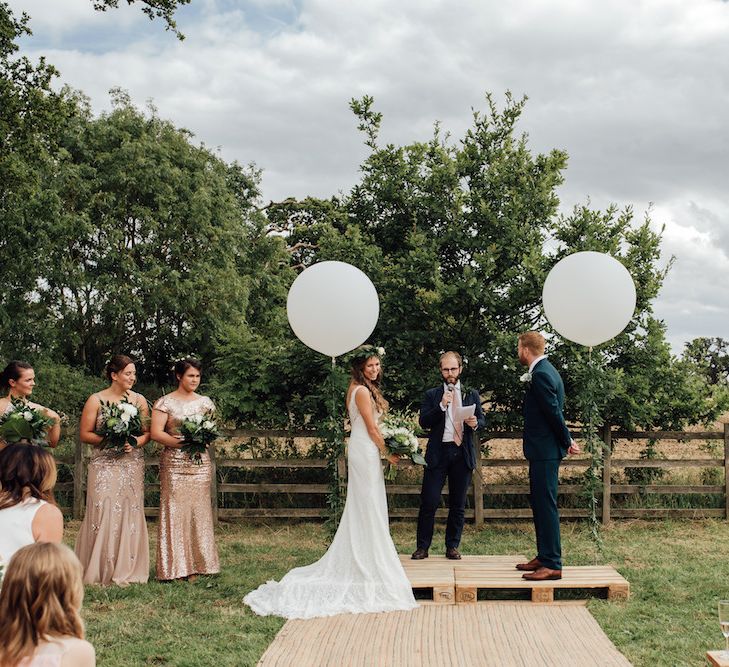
<box><xmin>0</xmin><ymin>542</ymin><xmax>85</xmax><ymax>667</ymax></box>
<box><xmin>518</xmin><ymin>331</ymin><xmax>546</xmax><ymax>356</ymax></box>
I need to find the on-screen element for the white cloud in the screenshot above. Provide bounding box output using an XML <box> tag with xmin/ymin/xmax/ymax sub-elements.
<box><xmin>6</xmin><ymin>0</ymin><xmax>729</xmax><ymax>350</ymax></box>
<box><xmin>652</xmin><ymin>200</ymin><xmax>729</xmax><ymax>351</ymax></box>
<box><xmin>12</xmin><ymin>0</ymin><xmax>146</xmax><ymax>39</ymax></box>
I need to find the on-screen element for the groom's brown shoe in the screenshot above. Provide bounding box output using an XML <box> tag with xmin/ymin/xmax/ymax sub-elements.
<box><xmin>515</xmin><ymin>557</ymin><xmax>543</xmax><ymax>572</ymax></box>
<box><xmin>522</xmin><ymin>567</ymin><xmax>562</xmax><ymax>581</ymax></box>
<box><xmin>445</xmin><ymin>547</ymin><xmax>462</xmax><ymax>560</ymax></box>
<box><xmin>411</xmin><ymin>548</ymin><xmax>428</xmax><ymax>560</ymax></box>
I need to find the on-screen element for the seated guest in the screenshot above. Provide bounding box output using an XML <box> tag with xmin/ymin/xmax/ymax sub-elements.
<box><xmin>0</xmin><ymin>444</ymin><xmax>63</xmax><ymax>564</ymax></box>
<box><xmin>0</xmin><ymin>542</ymin><xmax>95</xmax><ymax>666</ymax></box>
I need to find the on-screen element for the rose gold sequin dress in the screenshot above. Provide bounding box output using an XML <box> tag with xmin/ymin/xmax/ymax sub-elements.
<box><xmin>74</xmin><ymin>405</ymin><xmax>149</xmax><ymax>586</ymax></box>
<box><xmin>154</xmin><ymin>394</ymin><xmax>220</xmax><ymax>581</ymax></box>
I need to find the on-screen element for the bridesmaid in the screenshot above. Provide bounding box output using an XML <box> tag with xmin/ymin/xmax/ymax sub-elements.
<box><xmin>74</xmin><ymin>355</ymin><xmax>150</xmax><ymax>586</ymax></box>
<box><xmin>151</xmin><ymin>357</ymin><xmax>219</xmax><ymax>581</ymax></box>
<box><xmin>0</xmin><ymin>361</ymin><xmax>61</xmax><ymax>448</ymax></box>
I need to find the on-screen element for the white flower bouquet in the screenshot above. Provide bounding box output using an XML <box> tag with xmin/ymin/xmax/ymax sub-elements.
<box><xmin>0</xmin><ymin>397</ymin><xmax>55</xmax><ymax>446</ymax></box>
<box><xmin>380</xmin><ymin>412</ymin><xmax>426</xmax><ymax>481</ymax></box>
<box><xmin>97</xmin><ymin>397</ymin><xmax>143</xmax><ymax>454</ymax></box>
<box><xmin>179</xmin><ymin>412</ymin><xmax>219</xmax><ymax>464</ymax></box>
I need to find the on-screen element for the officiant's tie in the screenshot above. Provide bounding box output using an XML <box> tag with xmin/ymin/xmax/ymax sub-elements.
<box><xmin>452</xmin><ymin>387</ymin><xmax>463</xmax><ymax>446</ymax></box>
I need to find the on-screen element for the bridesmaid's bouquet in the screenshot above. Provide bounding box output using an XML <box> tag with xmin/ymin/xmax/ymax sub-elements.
<box><xmin>179</xmin><ymin>412</ymin><xmax>219</xmax><ymax>464</ymax></box>
<box><xmin>380</xmin><ymin>412</ymin><xmax>426</xmax><ymax>481</ymax></box>
<box><xmin>97</xmin><ymin>397</ymin><xmax>143</xmax><ymax>454</ymax></box>
<box><xmin>0</xmin><ymin>397</ymin><xmax>55</xmax><ymax>446</ymax></box>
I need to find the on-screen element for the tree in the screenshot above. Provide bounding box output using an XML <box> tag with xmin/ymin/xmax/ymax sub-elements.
<box><xmin>0</xmin><ymin>3</ymin><xmax>79</xmax><ymax>357</ymax></box>
<box><xmin>41</xmin><ymin>90</ymin><xmax>256</xmax><ymax>382</ymax></box>
<box><xmin>682</xmin><ymin>337</ymin><xmax>729</xmax><ymax>386</ymax></box>
<box><xmin>330</xmin><ymin>92</ymin><xmax>567</xmax><ymax>419</ymax></box>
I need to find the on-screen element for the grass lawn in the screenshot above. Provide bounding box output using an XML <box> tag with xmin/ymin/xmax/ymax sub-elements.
<box><xmin>64</xmin><ymin>518</ymin><xmax>729</xmax><ymax>666</ymax></box>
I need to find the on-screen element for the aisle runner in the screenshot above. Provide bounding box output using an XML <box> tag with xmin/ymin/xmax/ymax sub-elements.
<box><xmin>258</xmin><ymin>602</ymin><xmax>632</xmax><ymax>666</ymax></box>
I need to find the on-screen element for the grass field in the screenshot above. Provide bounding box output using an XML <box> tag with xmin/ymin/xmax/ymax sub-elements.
<box><xmin>64</xmin><ymin>518</ymin><xmax>729</xmax><ymax>666</ymax></box>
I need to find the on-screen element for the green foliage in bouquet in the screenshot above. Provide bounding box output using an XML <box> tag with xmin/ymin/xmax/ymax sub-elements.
<box><xmin>97</xmin><ymin>397</ymin><xmax>144</xmax><ymax>453</ymax></box>
<box><xmin>0</xmin><ymin>397</ymin><xmax>55</xmax><ymax>446</ymax></box>
<box><xmin>179</xmin><ymin>412</ymin><xmax>220</xmax><ymax>464</ymax></box>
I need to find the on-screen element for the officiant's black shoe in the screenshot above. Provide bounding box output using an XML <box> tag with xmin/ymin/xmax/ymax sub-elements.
<box><xmin>445</xmin><ymin>547</ymin><xmax>462</xmax><ymax>560</ymax></box>
<box><xmin>516</xmin><ymin>557</ymin><xmax>543</xmax><ymax>571</ymax></box>
<box><xmin>411</xmin><ymin>548</ymin><xmax>429</xmax><ymax>560</ymax></box>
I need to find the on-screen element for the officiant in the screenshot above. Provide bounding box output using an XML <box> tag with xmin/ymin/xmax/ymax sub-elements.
<box><xmin>412</xmin><ymin>351</ymin><xmax>486</xmax><ymax>561</ymax></box>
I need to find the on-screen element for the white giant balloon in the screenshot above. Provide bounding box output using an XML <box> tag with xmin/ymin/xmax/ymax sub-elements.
<box><xmin>542</xmin><ymin>251</ymin><xmax>636</xmax><ymax>347</ymax></box>
<box><xmin>287</xmin><ymin>261</ymin><xmax>379</xmax><ymax>357</ymax></box>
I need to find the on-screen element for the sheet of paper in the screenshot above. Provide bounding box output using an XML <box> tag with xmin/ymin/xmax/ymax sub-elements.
<box><xmin>454</xmin><ymin>404</ymin><xmax>475</xmax><ymax>422</ymax></box>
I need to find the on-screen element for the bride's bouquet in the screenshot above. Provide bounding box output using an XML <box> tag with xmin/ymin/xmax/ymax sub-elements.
<box><xmin>97</xmin><ymin>397</ymin><xmax>144</xmax><ymax>454</ymax></box>
<box><xmin>0</xmin><ymin>397</ymin><xmax>55</xmax><ymax>446</ymax></box>
<box><xmin>380</xmin><ymin>412</ymin><xmax>426</xmax><ymax>481</ymax></box>
<box><xmin>179</xmin><ymin>412</ymin><xmax>219</xmax><ymax>464</ymax></box>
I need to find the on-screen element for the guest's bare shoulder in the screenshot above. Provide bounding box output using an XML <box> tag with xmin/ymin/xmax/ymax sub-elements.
<box><xmin>60</xmin><ymin>638</ymin><xmax>96</xmax><ymax>667</ymax></box>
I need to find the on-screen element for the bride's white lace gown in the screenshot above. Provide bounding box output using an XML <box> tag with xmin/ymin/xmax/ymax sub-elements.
<box><xmin>243</xmin><ymin>386</ymin><xmax>418</xmax><ymax>619</ymax></box>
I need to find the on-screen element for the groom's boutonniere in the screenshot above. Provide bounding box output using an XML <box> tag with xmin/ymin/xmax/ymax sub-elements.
<box><xmin>519</xmin><ymin>372</ymin><xmax>532</xmax><ymax>384</ymax></box>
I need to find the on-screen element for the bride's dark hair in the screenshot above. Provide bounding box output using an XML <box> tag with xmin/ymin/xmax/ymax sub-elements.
<box><xmin>350</xmin><ymin>354</ymin><xmax>388</xmax><ymax>414</ymax></box>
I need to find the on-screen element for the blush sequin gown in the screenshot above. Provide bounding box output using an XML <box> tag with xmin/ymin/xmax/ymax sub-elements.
<box><xmin>243</xmin><ymin>385</ymin><xmax>417</xmax><ymax>618</ymax></box>
<box><xmin>153</xmin><ymin>394</ymin><xmax>220</xmax><ymax>580</ymax></box>
<box><xmin>74</xmin><ymin>401</ymin><xmax>149</xmax><ymax>585</ymax></box>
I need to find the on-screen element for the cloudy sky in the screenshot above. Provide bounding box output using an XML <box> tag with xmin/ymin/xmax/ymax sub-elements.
<box><xmin>8</xmin><ymin>0</ymin><xmax>729</xmax><ymax>352</ymax></box>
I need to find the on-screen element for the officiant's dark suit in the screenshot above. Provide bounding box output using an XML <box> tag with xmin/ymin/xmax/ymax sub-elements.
<box><xmin>518</xmin><ymin>332</ymin><xmax>575</xmax><ymax>578</ymax></box>
<box><xmin>412</xmin><ymin>352</ymin><xmax>486</xmax><ymax>560</ymax></box>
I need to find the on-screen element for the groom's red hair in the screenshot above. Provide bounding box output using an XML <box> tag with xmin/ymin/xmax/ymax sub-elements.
<box><xmin>518</xmin><ymin>331</ymin><xmax>546</xmax><ymax>355</ymax></box>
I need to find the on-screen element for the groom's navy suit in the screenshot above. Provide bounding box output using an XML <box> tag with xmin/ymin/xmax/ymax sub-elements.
<box><xmin>523</xmin><ymin>358</ymin><xmax>572</xmax><ymax>571</ymax></box>
<box><xmin>416</xmin><ymin>384</ymin><xmax>487</xmax><ymax>551</ymax></box>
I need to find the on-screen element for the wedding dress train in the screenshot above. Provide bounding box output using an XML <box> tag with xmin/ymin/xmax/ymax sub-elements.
<box><xmin>243</xmin><ymin>386</ymin><xmax>418</xmax><ymax>619</ymax></box>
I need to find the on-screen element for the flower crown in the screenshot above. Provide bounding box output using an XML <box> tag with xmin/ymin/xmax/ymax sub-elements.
<box><xmin>170</xmin><ymin>355</ymin><xmax>197</xmax><ymax>371</ymax></box>
<box><xmin>344</xmin><ymin>344</ymin><xmax>385</xmax><ymax>365</ymax></box>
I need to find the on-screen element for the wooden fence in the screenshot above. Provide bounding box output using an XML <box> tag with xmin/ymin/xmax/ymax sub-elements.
<box><xmin>57</xmin><ymin>423</ymin><xmax>729</xmax><ymax>525</ymax></box>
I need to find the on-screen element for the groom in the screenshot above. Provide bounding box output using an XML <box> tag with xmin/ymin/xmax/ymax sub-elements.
<box><xmin>412</xmin><ymin>351</ymin><xmax>486</xmax><ymax>560</ymax></box>
<box><xmin>516</xmin><ymin>331</ymin><xmax>580</xmax><ymax>581</ymax></box>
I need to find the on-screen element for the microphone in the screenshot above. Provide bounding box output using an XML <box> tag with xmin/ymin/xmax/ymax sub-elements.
<box><xmin>445</xmin><ymin>383</ymin><xmax>455</xmax><ymax>406</ymax></box>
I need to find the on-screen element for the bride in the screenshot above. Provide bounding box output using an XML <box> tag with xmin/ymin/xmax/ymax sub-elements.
<box><xmin>244</xmin><ymin>346</ymin><xmax>418</xmax><ymax>618</ymax></box>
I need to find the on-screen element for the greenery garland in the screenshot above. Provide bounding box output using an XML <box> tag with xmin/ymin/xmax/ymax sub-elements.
<box><xmin>572</xmin><ymin>349</ymin><xmax>612</xmax><ymax>550</ymax></box>
<box><xmin>317</xmin><ymin>362</ymin><xmax>349</xmax><ymax>537</ymax></box>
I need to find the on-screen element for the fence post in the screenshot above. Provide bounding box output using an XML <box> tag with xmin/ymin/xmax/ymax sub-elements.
<box><xmin>601</xmin><ymin>423</ymin><xmax>612</xmax><ymax>525</ymax></box>
<box><xmin>473</xmin><ymin>443</ymin><xmax>484</xmax><ymax>527</ymax></box>
<box><xmin>210</xmin><ymin>443</ymin><xmax>219</xmax><ymax>526</ymax></box>
<box><xmin>73</xmin><ymin>432</ymin><xmax>85</xmax><ymax>520</ymax></box>
<box><xmin>724</xmin><ymin>423</ymin><xmax>728</xmax><ymax>522</ymax></box>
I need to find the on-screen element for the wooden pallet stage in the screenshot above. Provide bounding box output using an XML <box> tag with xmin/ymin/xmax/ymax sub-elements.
<box><xmin>400</xmin><ymin>554</ymin><xmax>630</xmax><ymax>604</ymax></box>
<box><xmin>399</xmin><ymin>554</ymin><xmax>526</xmax><ymax>604</ymax></box>
<box><xmin>258</xmin><ymin>602</ymin><xmax>633</xmax><ymax>666</ymax></box>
